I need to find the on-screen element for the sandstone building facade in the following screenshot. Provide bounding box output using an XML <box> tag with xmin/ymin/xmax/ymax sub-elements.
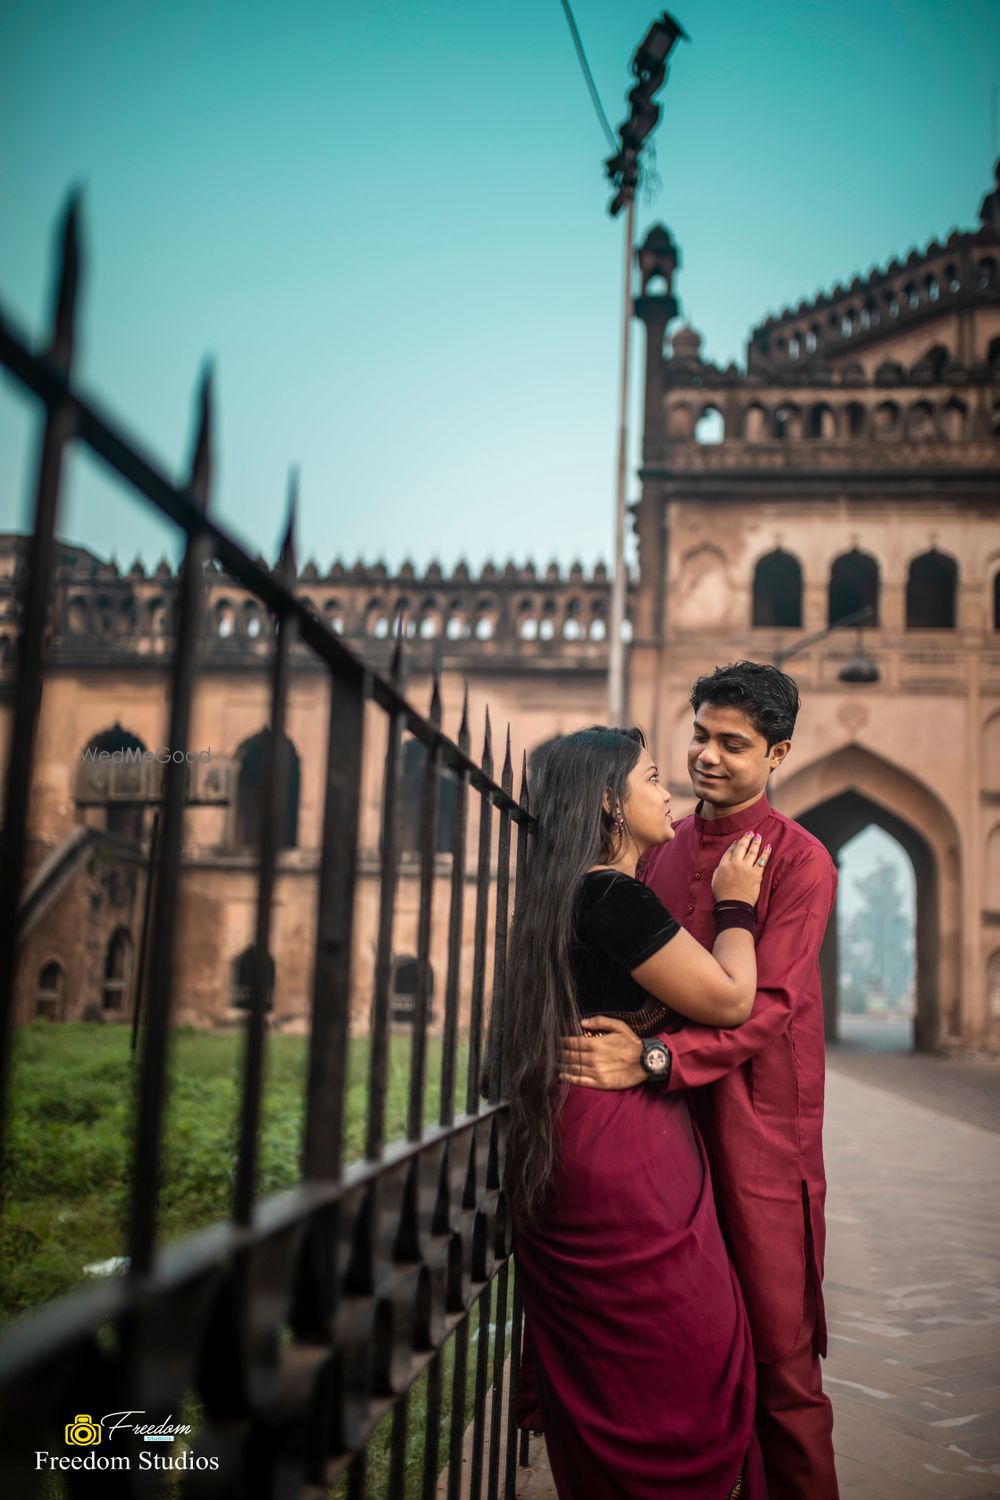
<box><xmin>2</xmin><ymin>165</ymin><xmax>999</xmax><ymax>1051</ymax></box>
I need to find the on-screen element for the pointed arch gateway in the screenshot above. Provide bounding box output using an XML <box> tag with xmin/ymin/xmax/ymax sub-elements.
<box><xmin>773</xmin><ymin>744</ymin><xmax>961</xmax><ymax>1052</ymax></box>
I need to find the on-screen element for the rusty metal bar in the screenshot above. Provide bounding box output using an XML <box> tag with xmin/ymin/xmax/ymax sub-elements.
<box><xmin>388</xmin><ymin>1387</ymin><xmax>409</xmax><ymax>1497</ymax></box>
<box><xmin>421</xmin><ymin>1348</ymin><xmax>443</xmax><ymax>1500</ymax></box>
<box><xmin>468</xmin><ymin>1282</ymin><xmax>493</xmax><ymax>1500</ymax></box>
<box><xmin>129</xmin><ymin>808</ymin><xmax>160</xmax><ymax>1055</ymax></box>
<box><xmin>233</xmin><ymin>481</ymin><xmax>298</xmax><ymax>1226</ymax></box>
<box><xmin>466</xmin><ymin>712</ymin><xmax>494</xmax><ymax>1117</ymax></box>
<box><xmin>440</xmin><ymin>687</ymin><xmax>470</xmax><ymax>1129</ymax></box>
<box><xmin>346</xmin><ymin>1447</ymin><xmax>367</xmax><ymax>1500</ymax></box>
<box><xmin>487</xmin><ymin>1257</ymin><xmax>510</xmax><ymax>1500</ymax></box>
<box><xmin>0</xmin><ymin>196</ymin><xmax>79</xmax><ymax>1194</ymax></box>
<box><xmin>408</xmin><ymin>674</ymin><xmax>442</xmax><ymax>1141</ymax></box>
<box><xmin>302</xmin><ymin>668</ymin><xmax>366</xmax><ymax>1181</ymax></box>
<box><xmin>504</xmin><ymin>1278</ymin><xmax>525</xmax><ymax>1496</ymax></box>
<box><xmin>486</xmin><ymin>730</ymin><xmax>514</xmax><ymax>1104</ymax></box>
<box><xmin>128</xmin><ymin>366</ymin><xmax>213</xmax><ymax>1275</ymax></box>
<box><xmin>367</xmin><ymin>628</ymin><xmax>405</xmax><ymax>1160</ymax></box>
<box><xmin>446</xmin><ymin>1315</ymin><xmax>470</xmax><ymax>1500</ymax></box>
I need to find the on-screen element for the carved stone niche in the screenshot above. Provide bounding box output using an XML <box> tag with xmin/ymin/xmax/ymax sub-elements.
<box><xmin>674</xmin><ymin>545</ymin><xmax>733</xmax><ymax>632</ymax></box>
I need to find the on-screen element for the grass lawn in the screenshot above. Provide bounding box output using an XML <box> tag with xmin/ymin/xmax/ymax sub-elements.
<box><xmin>2</xmin><ymin>1020</ymin><xmax>473</xmax><ymax>1320</ymax></box>
<box><xmin>7</xmin><ymin>1022</ymin><xmax>503</xmax><ymax>1499</ymax></box>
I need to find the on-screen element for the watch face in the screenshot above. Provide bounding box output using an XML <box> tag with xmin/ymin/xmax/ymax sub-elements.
<box><xmin>645</xmin><ymin>1045</ymin><xmax>669</xmax><ymax>1073</ymax></box>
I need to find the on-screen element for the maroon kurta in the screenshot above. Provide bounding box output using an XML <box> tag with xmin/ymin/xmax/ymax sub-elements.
<box><xmin>642</xmin><ymin>794</ymin><xmax>837</xmax><ymax>1365</ymax></box>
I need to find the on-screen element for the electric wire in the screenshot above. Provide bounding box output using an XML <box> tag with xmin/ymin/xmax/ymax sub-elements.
<box><xmin>559</xmin><ymin>0</ymin><xmax>619</xmax><ymax>154</ymax></box>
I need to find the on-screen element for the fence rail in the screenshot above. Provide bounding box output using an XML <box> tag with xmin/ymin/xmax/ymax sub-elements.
<box><xmin>0</xmin><ymin>196</ymin><xmax>533</xmax><ymax>1497</ymax></box>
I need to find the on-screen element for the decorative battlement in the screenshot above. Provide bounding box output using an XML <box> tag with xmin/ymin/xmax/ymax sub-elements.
<box><xmin>746</xmin><ymin>160</ymin><xmax>1000</xmax><ymax>376</ymax></box>
<box><xmin>0</xmin><ymin>534</ymin><xmax>622</xmax><ymax>665</ymax></box>
<box><xmin>633</xmin><ymin>163</ymin><xmax>1000</xmax><ymax>469</ymax></box>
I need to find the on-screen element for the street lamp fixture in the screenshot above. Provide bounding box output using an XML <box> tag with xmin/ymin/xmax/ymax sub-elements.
<box><xmin>774</xmin><ymin>604</ymin><xmax>880</xmax><ymax>684</ymax></box>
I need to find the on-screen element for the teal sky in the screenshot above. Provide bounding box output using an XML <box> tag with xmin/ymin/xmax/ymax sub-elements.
<box><xmin>0</xmin><ymin>0</ymin><xmax>995</xmax><ymax>573</ymax></box>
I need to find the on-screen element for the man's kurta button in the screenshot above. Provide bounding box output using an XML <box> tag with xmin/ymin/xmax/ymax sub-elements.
<box><xmin>687</xmin><ymin>905</ymin><xmax>695</xmax><ymax>914</ymax></box>
<box><xmin>693</xmin><ymin>872</ymin><xmax>701</xmax><ymax>880</ymax></box>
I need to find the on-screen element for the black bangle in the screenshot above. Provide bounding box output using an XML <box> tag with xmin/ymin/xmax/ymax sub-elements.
<box><xmin>713</xmin><ymin>900</ymin><xmax>756</xmax><ymax>937</ymax></box>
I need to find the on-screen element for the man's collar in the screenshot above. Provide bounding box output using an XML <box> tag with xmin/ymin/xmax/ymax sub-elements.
<box><xmin>693</xmin><ymin>792</ymin><xmax>771</xmax><ymax>838</ymax></box>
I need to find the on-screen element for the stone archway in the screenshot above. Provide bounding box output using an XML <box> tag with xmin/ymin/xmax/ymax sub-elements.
<box><xmin>772</xmin><ymin>745</ymin><xmax>962</xmax><ymax>1053</ymax></box>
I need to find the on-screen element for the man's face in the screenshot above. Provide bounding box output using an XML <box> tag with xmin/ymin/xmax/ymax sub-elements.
<box><xmin>687</xmin><ymin>702</ymin><xmax>790</xmax><ymax>814</ymax></box>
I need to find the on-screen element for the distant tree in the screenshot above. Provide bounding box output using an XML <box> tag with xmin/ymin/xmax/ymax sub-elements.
<box><xmin>839</xmin><ymin>858</ymin><xmax>914</xmax><ymax>1010</ymax></box>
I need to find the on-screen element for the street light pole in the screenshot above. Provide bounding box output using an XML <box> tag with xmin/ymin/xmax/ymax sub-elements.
<box><xmin>607</xmin><ymin>190</ymin><xmax>636</xmax><ymax>725</ymax></box>
<box><xmin>603</xmin><ymin>11</ymin><xmax>688</xmax><ymax>724</ymax></box>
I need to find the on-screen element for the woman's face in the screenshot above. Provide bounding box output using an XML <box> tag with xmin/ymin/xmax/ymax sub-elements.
<box><xmin>621</xmin><ymin>747</ymin><xmax>673</xmax><ymax>852</ymax></box>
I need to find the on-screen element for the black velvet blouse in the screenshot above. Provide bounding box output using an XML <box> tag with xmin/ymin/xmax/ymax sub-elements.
<box><xmin>571</xmin><ymin>868</ymin><xmax>681</xmax><ymax>1022</ymax></box>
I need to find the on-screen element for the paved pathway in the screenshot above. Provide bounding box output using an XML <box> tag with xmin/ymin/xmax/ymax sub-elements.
<box><xmin>516</xmin><ymin>1034</ymin><xmax>1000</xmax><ymax>1498</ymax></box>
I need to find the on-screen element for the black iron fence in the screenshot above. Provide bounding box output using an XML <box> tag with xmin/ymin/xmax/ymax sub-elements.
<box><xmin>0</xmin><ymin>198</ymin><xmax>533</xmax><ymax>1496</ymax></box>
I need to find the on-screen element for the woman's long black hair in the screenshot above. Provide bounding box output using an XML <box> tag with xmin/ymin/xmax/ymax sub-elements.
<box><xmin>492</xmin><ymin>725</ymin><xmax>646</xmax><ymax>1226</ymax></box>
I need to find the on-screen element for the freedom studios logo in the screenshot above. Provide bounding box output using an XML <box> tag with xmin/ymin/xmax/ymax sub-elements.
<box><xmin>35</xmin><ymin>1412</ymin><xmax>221</xmax><ymax>1474</ymax></box>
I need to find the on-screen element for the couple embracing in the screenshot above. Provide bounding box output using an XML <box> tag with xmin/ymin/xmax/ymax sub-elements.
<box><xmin>499</xmin><ymin>661</ymin><xmax>839</xmax><ymax>1500</ymax></box>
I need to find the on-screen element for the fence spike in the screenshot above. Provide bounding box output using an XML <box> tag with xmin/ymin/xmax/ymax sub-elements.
<box><xmin>186</xmin><ymin>361</ymin><xmax>214</xmax><ymax>511</ymax></box>
<box><xmin>49</xmin><ymin>188</ymin><xmax>83</xmax><ymax>367</ymax></box>
<box><xmin>278</xmin><ymin>468</ymin><xmax>298</xmax><ymax>582</ymax></box>
<box><xmin>482</xmin><ymin>706</ymin><xmax>493</xmax><ymax>778</ymax></box>
<box><xmin>519</xmin><ymin>748</ymin><xmax>529</xmax><ymax>811</ymax></box>
<box><xmin>458</xmin><ymin>681</ymin><xmax>470</xmax><ymax>756</ymax></box>
<box><xmin>430</xmin><ymin>669</ymin><xmax>442</xmax><ymax>727</ymax></box>
<box><xmin>390</xmin><ymin>609</ymin><xmax>405</xmax><ymax>685</ymax></box>
<box><xmin>502</xmin><ymin>724</ymin><xmax>513</xmax><ymax>794</ymax></box>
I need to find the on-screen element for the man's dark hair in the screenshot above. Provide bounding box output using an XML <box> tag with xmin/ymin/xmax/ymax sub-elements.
<box><xmin>690</xmin><ymin>661</ymin><xmax>800</xmax><ymax>746</ymax></box>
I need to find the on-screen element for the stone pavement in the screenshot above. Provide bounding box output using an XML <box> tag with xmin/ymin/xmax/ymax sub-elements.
<box><xmin>515</xmin><ymin>1034</ymin><xmax>1000</xmax><ymax>1498</ymax></box>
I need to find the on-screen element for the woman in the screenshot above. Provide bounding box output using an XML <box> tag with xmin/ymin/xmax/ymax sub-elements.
<box><xmin>501</xmin><ymin>726</ymin><xmax>769</xmax><ymax>1500</ymax></box>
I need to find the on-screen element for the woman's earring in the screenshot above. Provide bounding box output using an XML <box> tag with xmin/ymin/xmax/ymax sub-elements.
<box><xmin>612</xmin><ymin>809</ymin><xmax>625</xmax><ymax>836</ymax></box>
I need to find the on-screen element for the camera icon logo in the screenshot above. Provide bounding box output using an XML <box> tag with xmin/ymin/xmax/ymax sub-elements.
<box><xmin>65</xmin><ymin>1415</ymin><xmax>102</xmax><ymax>1446</ymax></box>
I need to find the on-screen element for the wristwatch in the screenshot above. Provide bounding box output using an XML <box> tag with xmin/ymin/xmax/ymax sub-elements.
<box><xmin>640</xmin><ymin>1037</ymin><xmax>672</xmax><ymax>1085</ymax></box>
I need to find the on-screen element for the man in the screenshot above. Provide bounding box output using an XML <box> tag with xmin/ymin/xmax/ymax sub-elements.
<box><xmin>561</xmin><ymin>661</ymin><xmax>839</xmax><ymax>1500</ymax></box>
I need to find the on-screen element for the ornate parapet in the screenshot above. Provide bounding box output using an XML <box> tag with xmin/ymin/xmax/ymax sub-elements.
<box><xmin>0</xmin><ymin>537</ymin><xmax>628</xmax><ymax>672</ymax></box>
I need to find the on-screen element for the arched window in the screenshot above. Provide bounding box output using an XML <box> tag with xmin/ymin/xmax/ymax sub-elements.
<box><xmin>366</xmin><ymin>601</ymin><xmax>389</xmax><ymax>638</ymax></box>
<box><xmin>773</xmin><ymin>405</ymin><xmax>802</xmax><ymax>441</ymax></box>
<box><xmin>872</xmin><ymin>401</ymin><xmax>900</xmax><ymax>439</ymax></box>
<box><xmin>940</xmin><ymin>398</ymin><xmax>967</xmax><ymax>441</ymax></box>
<box><xmin>906</xmin><ymin>551</ymin><xmax>957</xmax><ymax>629</ymax></box>
<box><xmin>445</xmin><ymin>599</ymin><xmax>469</xmax><ymax>640</ymax></box>
<box><xmin>518</xmin><ymin>604</ymin><xmax>538</xmax><ymax>640</ymax></box>
<box><xmin>67</xmin><ymin>596</ymin><xmax>89</xmax><ymax>634</ymax></box>
<box><xmin>397</xmin><ymin>738</ymin><xmax>456</xmax><ymax>856</ymax></box>
<box><xmin>741</xmin><ymin>404</ymin><xmax>769</xmax><ymax>442</ymax></box>
<box><xmin>989</xmin><ymin>952</ymin><xmax>1000</xmax><ymax>1023</ymax></box>
<box><xmin>230</xmin><ymin>945</ymin><xmax>275</xmax><ymax>1012</ymax></box>
<box><xmin>102</xmin><ymin>928</ymin><xmax>132</xmax><ymax>1012</ymax></box>
<box><xmin>390</xmin><ymin>955</ymin><xmax>435</xmax><ymax>1024</ymax></box>
<box><xmin>36</xmin><ymin>960</ymin><xmax>64</xmax><ymax>1020</ymax></box>
<box><xmin>694</xmin><ymin>406</ymin><xmax>725</xmax><ymax>444</ymax></box>
<box><xmin>808</xmin><ymin>403</ymin><xmax>836</xmax><ymax>439</ymax></box>
<box><xmin>235</xmin><ymin>729</ymin><xmax>300</xmax><ymax>849</ymax></box>
<box><xmin>829</xmin><ymin>550</ymin><xmax>879</xmax><ymax>626</ymax></box>
<box><xmin>906</xmin><ymin>401</ymin><xmax>936</xmax><ymax>440</ymax></box>
<box><xmin>79</xmin><ymin>725</ymin><xmax>147</xmax><ymax>840</ymax></box>
<box><xmin>752</xmin><ymin>550</ymin><xmax>803</xmax><ymax>628</ymax></box>
<box><xmin>215</xmin><ymin>599</ymin><xmax>235</xmax><ymax>639</ymax></box>
<box><xmin>846</xmin><ymin>402</ymin><xmax>866</xmax><ymax>438</ymax></box>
